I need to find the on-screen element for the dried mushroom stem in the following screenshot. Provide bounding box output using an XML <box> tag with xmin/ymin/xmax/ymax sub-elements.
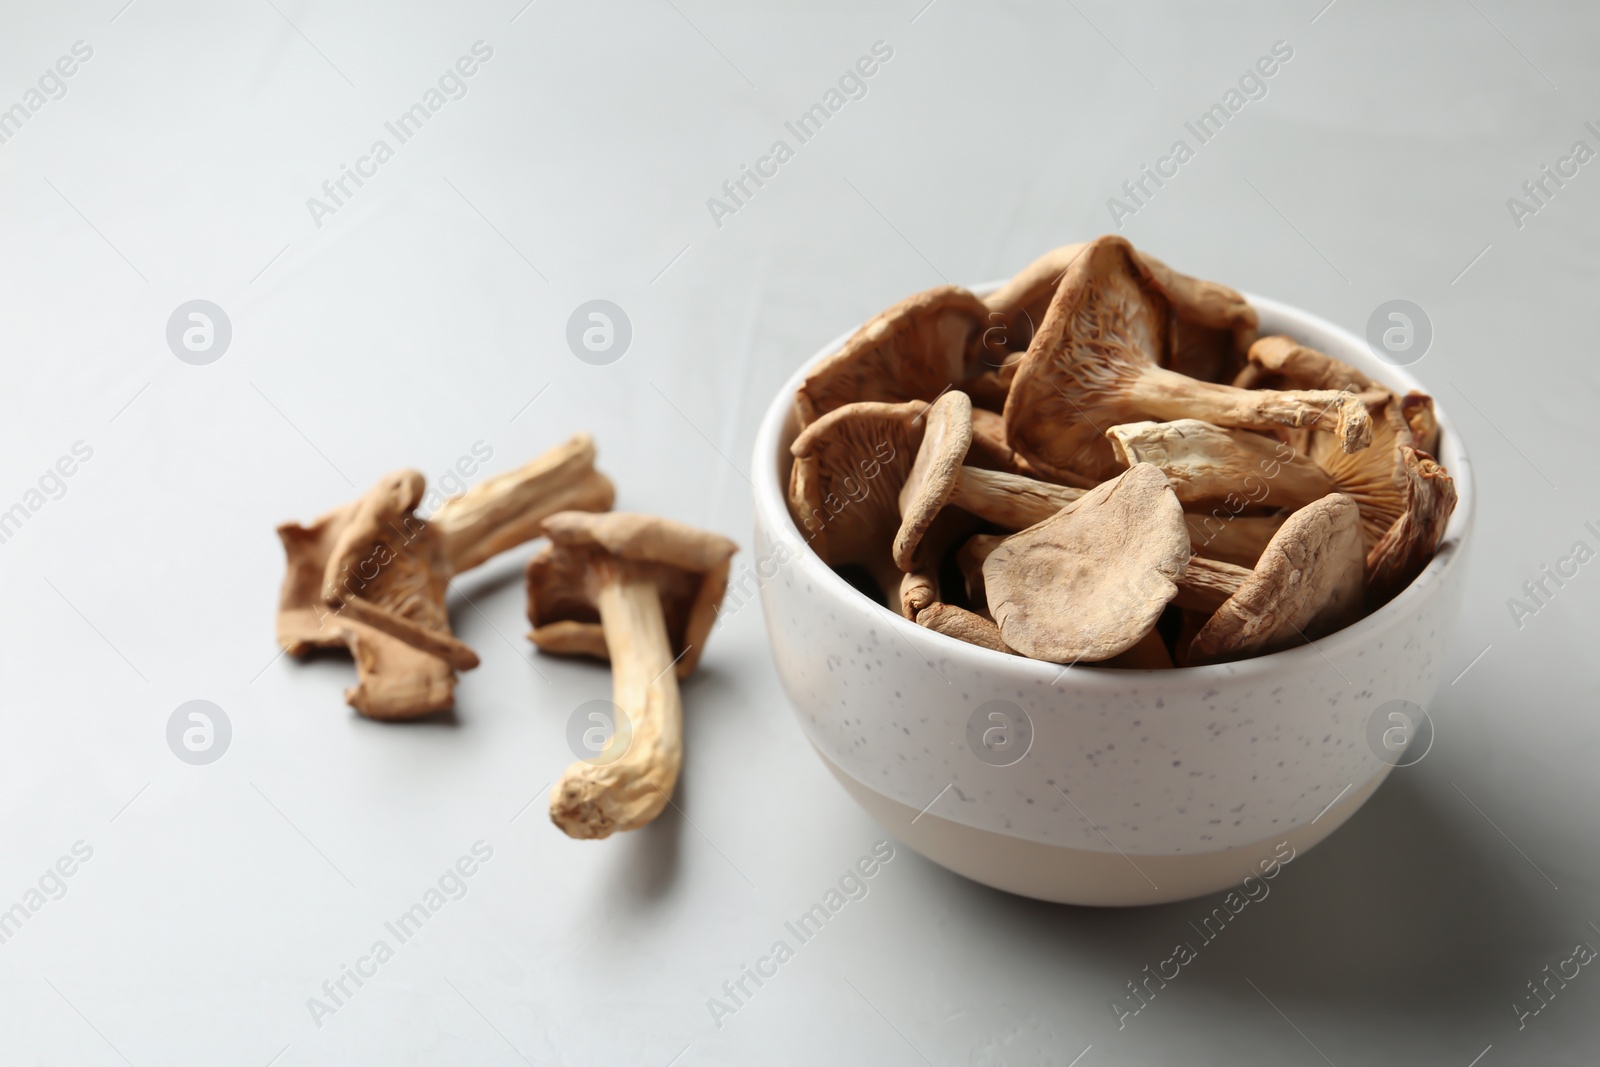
<box><xmin>431</xmin><ymin>432</ymin><xmax>615</xmax><ymax>573</ymax></box>
<box><xmin>550</xmin><ymin>558</ymin><xmax>683</xmax><ymax>839</ymax></box>
<box><xmin>1127</xmin><ymin>368</ymin><xmax>1373</xmax><ymax>454</ymax></box>
<box><xmin>1106</xmin><ymin>419</ymin><xmax>1336</xmax><ymax>508</ymax></box>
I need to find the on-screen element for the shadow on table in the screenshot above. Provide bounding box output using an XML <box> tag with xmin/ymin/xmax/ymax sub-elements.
<box><xmin>909</xmin><ymin>771</ymin><xmax>1566</xmax><ymax>1019</ymax></box>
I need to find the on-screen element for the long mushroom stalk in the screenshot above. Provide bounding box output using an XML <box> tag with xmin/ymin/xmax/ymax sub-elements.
<box><xmin>531</xmin><ymin>511</ymin><xmax>737</xmax><ymax>839</ymax></box>
<box><xmin>430</xmin><ymin>433</ymin><xmax>615</xmax><ymax>573</ymax></box>
<box><xmin>550</xmin><ymin>557</ymin><xmax>683</xmax><ymax>839</ymax></box>
<box><xmin>1106</xmin><ymin>419</ymin><xmax>1336</xmax><ymax>509</ymax></box>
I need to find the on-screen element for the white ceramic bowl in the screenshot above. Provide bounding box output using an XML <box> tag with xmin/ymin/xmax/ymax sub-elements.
<box><xmin>753</xmin><ymin>289</ymin><xmax>1474</xmax><ymax>906</ymax></box>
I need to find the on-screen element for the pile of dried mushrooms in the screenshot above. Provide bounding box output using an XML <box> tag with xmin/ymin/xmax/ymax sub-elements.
<box><xmin>788</xmin><ymin>235</ymin><xmax>1456</xmax><ymax>667</ymax></box>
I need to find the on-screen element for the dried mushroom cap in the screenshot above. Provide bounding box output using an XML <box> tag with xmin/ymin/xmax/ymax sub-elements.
<box><xmin>983</xmin><ymin>464</ymin><xmax>1190</xmax><ymax>663</ymax></box>
<box><xmin>1233</xmin><ymin>335</ymin><xmax>1377</xmax><ymax>393</ymax></box>
<box><xmin>1365</xmin><ymin>446</ymin><xmax>1456</xmax><ymax>607</ymax></box>
<box><xmin>789</xmin><ymin>399</ymin><xmax>925</xmax><ymax>605</ymax></box>
<box><xmin>1188</xmin><ymin>493</ymin><xmax>1365</xmax><ymax>665</ymax></box>
<box><xmin>1400</xmin><ymin>391</ymin><xmax>1440</xmax><ymax>454</ymax></box>
<box><xmin>979</xmin><ymin>243</ymin><xmax>1089</xmax><ymax>365</ymax></box>
<box><xmin>1005</xmin><ymin>236</ymin><xmax>1371</xmax><ymax>484</ymax></box>
<box><xmin>794</xmin><ymin>286</ymin><xmax>988</xmax><ymax>427</ymax></box>
<box><xmin>1106</xmin><ymin>419</ymin><xmax>1336</xmax><ymax>509</ymax></box>
<box><xmin>895</xmin><ymin>390</ymin><xmax>974</xmax><ymax>570</ymax></box>
<box><xmin>1310</xmin><ymin>397</ymin><xmax>1413</xmax><ymax>551</ymax></box>
<box><xmin>528</xmin><ymin>511</ymin><xmax>737</xmax><ymax>679</ymax></box>
<box><xmin>916</xmin><ymin>603</ymin><xmax>1013</xmax><ymax>654</ymax></box>
<box><xmin>277</xmin><ymin>470</ymin><xmax>458</xmax><ymax>720</ymax></box>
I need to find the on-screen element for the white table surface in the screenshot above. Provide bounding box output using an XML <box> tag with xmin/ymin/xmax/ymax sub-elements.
<box><xmin>2</xmin><ymin>1</ymin><xmax>1596</xmax><ymax>1063</ymax></box>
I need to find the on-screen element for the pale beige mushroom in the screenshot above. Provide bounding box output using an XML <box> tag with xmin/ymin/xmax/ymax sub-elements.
<box><xmin>788</xmin><ymin>399</ymin><xmax>926</xmax><ymax>613</ymax></box>
<box><xmin>794</xmin><ymin>286</ymin><xmax>989</xmax><ymax>427</ymax></box>
<box><xmin>983</xmin><ymin>464</ymin><xmax>1190</xmax><ymax>663</ymax></box>
<box><xmin>1182</xmin><ymin>494</ymin><xmax>1366</xmax><ymax>665</ymax></box>
<box><xmin>275</xmin><ymin>435</ymin><xmax>614</xmax><ymax>720</ymax></box>
<box><xmin>1004</xmin><ymin>236</ymin><xmax>1371</xmax><ymax>484</ymax></box>
<box><xmin>531</xmin><ymin>512</ymin><xmax>737</xmax><ymax>839</ymax></box>
<box><xmin>1106</xmin><ymin>419</ymin><xmax>1336</xmax><ymax>508</ymax></box>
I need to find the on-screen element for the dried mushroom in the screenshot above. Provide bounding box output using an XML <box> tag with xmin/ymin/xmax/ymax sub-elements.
<box><xmin>794</xmin><ymin>286</ymin><xmax>988</xmax><ymax>427</ymax></box>
<box><xmin>1185</xmin><ymin>493</ymin><xmax>1366</xmax><ymax>665</ymax></box>
<box><xmin>1004</xmin><ymin>236</ymin><xmax>1371</xmax><ymax>484</ymax></box>
<box><xmin>276</xmin><ymin>434</ymin><xmax>614</xmax><ymax>719</ymax></box>
<box><xmin>788</xmin><ymin>399</ymin><xmax>926</xmax><ymax>613</ymax></box>
<box><xmin>790</xmin><ymin>237</ymin><xmax>1458</xmax><ymax>670</ymax></box>
<box><xmin>983</xmin><ymin>464</ymin><xmax>1190</xmax><ymax>663</ymax></box>
<box><xmin>532</xmin><ymin>511</ymin><xmax>737</xmax><ymax>839</ymax></box>
<box><xmin>1106</xmin><ymin>418</ymin><xmax>1336</xmax><ymax>508</ymax></box>
<box><xmin>1232</xmin><ymin>334</ymin><xmax>1377</xmax><ymax>394</ymax></box>
<box><xmin>916</xmin><ymin>603</ymin><xmax>1013</xmax><ymax>653</ymax></box>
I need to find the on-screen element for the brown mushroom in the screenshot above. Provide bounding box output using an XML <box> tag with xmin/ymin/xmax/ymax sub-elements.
<box><xmin>788</xmin><ymin>399</ymin><xmax>926</xmax><ymax>613</ymax></box>
<box><xmin>1106</xmin><ymin>419</ymin><xmax>1336</xmax><ymax>508</ymax></box>
<box><xmin>1004</xmin><ymin>236</ymin><xmax>1371</xmax><ymax>484</ymax></box>
<box><xmin>794</xmin><ymin>286</ymin><xmax>989</xmax><ymax>427</ymax></box>
<box><xmin>1400</xmin><ymin>391</ymin><xmax>1440</xmax><ymax>454</ymax></box>
<box><xmin>1364</xmin><ymin>446</ymin><xmax>1457</xmax><ymax>607</ymax></box>
<box><xmin>275</xmin><ymin>435</ymin><xmax>614</xmax><ymax>720</ymax></box>
<box><xmin>915</xmin><ymin>603</ymin><xmax>1014</xmax><ymax>653</ymax></box>
<box><xmin>983</xmin><ymin>464</ymin><xmax>1190</xmax><ymax>663</ymax></box>
<box><xmin>1231</xmin><ymin>334</ymin><xmax>1378</xmax><ymax>394</ymax></box>
<box><xmin>896</xmin><ymin>394</ymin><xmax>1287</xmax><ymax>570</ymax></box>
<box><xmin>531</xmin><ymin>512</ymin><xmax>737</xmax><ymax>839</ymax></box>
<box><xmin>1183</xmin><ymin>494</ymin><xmax>1366</xmax><ymax>665</ymax></box>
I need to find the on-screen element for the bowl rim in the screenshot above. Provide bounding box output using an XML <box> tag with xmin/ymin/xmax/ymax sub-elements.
<box><xmin>752</xmin><ymin>281</ymin><xmax>1476</xmax><ymax>686</ymax></box>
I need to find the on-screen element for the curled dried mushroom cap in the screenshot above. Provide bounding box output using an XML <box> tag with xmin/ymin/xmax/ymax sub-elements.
<box><xmin>983</xmin><ymin>464</ymin><xmax>1190</xmax><ymax>663</ymax></box>
<box><xmin>1234</xmin><ymin>335</ymin><xmax>1377</xmax><ymax>394</ymax></box>
<box><xmin>1187</xmin><ymin>493</ymin><xmax>1366</xmax><ymax>665</ymax></box>
<box><xmin>276</xmin><ymin>434</ymin><xmax>614</xmax><ymax>719</ymax></box>
<box><xmin>1004</xmin><ymin>236</ymin><xmax>1371</xmax><ymax>484</ymax></box>
<box><xmin>794</xmin><ymin>286</ymin><xmax>988</xmax><ymax>427</ymax></box>
<box><xmin>532</xmin><ymin>511</ymin><xmax>737</xmax><ymax>840</ymax></box>
<box><xmin>789</xmin><ymin>399</ymin><xmax>926</xmax><ymax>611</ymax></box>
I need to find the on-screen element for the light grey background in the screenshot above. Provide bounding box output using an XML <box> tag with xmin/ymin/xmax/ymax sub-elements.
<box><xmin>0</xmin><ymin>1</ymin><xmax>1595</xmax><ymax>1064</ymax></box>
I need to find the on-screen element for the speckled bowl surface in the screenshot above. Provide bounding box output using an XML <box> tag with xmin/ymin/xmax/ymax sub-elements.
<box><xmin>753</xmin><ymin>289</ymin><xmax>1474</xmax><ymax>906</ymax></box>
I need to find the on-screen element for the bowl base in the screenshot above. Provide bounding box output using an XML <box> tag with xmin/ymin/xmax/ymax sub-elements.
<box><xmin>817</xmin><ymin>747</ymin><xmax>1388</xmax><ymax>906</ymax></box>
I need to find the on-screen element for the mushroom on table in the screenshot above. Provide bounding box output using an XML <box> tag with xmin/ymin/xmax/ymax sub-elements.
<box><xmin>275</xmin><ymin>434</ymin><xmax>614</xmax><ymax>719</ymax></box>
<box><xmin>528</xmin><ymin>511</ymin><xmax>737</xmax><ymax>839</ymax></box>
